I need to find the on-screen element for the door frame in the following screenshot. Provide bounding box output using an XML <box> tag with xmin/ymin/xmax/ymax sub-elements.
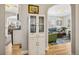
<box><xmin>46</xmin><ymin>4</ymin><xmax>73</xmax><ymax>54</ymax></box>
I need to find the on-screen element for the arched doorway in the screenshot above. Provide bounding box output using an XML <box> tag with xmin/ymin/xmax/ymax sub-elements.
<box><xmin>47</xmin><ymin>4</ymin><xmax>72</xmax><ymax>55</ymax></box>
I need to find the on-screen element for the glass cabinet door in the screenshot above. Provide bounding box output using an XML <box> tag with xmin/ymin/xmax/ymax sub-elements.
<box><xmin>39</xmin><ymin>16</ymin><xmax>44</xmax><ymax>32</ymax></box>
<box><xmin>30</xmin><ymin>16</ymin><xmax>36</xmax><ymax>33</ymax></box>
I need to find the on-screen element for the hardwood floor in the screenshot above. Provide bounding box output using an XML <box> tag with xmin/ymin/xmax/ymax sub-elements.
<box><xmin>46</xmin><ymin>42</ymin><xmax>71</xmax><ymax>55</ymax></box>
<box><xmin>12</xmin><ymin>44</ymin><xmax>21</xmax><ymax>55</ymax></box>
<box><xmin>6</xmin><ymin>43</ymin><xmax>22</xmax><ymax>55</ymax></box>
<box><xmin>5</xmin><ymin>43</ymin><xmax>12</xmax><ymax>55</ymax></box>
<box><xmin>6</xmin><ymin>42</ymin><xmax>71</xmax><ymax>55</ymax></box>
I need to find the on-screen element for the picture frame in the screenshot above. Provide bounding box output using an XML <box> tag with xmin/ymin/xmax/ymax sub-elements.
<box><xmin>28</xmin><ymin>4</ymin><xmax>39</xmax><ymax>14</ymax></box>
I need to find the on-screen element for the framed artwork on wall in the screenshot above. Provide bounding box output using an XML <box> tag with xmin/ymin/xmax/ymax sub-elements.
<box><xmin>28</xmin><ymin>4</ymin><xmax>39</xmax><ymax>14</ymax></box>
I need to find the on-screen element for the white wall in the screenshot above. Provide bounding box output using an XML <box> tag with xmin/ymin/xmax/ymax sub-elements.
<box><xmin>48</xmin><ymin>16</ymin><xmax>70</xmax><ymax>28</ymax></box>
<box><xmin>70</xmin><ymin>4</ymin><xmax>76</xmax><ymax>54</ymax></box>
<box><xmin>75</xmin><ymin>5</ymin><xmax>79</xmax><ymax>54</ymax></box>
<box><xmin>18</xmin><ymin>5</ymin><xmax>28</xmax><ymax>51</ymax></box>
<box><xmin>70</xmin><ymin>4</ymin><xmax>79</xmax><ymax>55</ymax></box>
<box><xmin>0</xmin><ymin>4</ymin><xmax>5</xmax><ymax>55</ymax></box>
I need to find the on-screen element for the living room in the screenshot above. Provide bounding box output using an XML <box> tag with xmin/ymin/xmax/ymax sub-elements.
<box><xmin>47</xmin><ymin>4</ymin><xmax>71</xmax><ymax>54</ymax></box>
<box><xmin>0</xmin><ymin>4</ymin><xmax>79</xmax><ymax>55</ymax></box>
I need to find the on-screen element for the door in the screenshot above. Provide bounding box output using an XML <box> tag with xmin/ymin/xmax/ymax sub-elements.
<box><xmin>37</xmin><ymin>16</ymin><xmax>45</xmax><ymax>55</ymax></box>
<box><xmin>28</xmin><ymin>14</ymin><xmax>45</xmax><ymax>55</ymax></box>
<box><xmin>28</xmin><ymin>15</ymin><xmax>37</xmax><ymax>55</ymax></box>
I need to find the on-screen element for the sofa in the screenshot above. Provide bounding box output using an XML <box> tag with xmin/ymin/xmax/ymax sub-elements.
<box><xmin>48</xmin><ymin>33</ymin><xmax>57</xmax><ymax>43</ymax></box>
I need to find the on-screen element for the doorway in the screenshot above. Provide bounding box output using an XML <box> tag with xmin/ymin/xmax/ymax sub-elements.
<box><xmin>5</xmin><ymin>4</ymin><xmax>21</xmax><ymax>55</ymax></box>
<box><xmin>47</xmin><ymin>4</ymin><xmax>72</xmax><ymax>55</ymax></box>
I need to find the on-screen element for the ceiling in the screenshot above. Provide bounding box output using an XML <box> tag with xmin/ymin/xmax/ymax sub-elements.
<box><xmin>48</xmin><ymin>4</ymin><xmax>71</xmax><ymax>16</ymax></box>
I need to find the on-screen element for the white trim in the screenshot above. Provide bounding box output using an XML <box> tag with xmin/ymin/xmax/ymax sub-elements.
<box><xmin>21</xmin><ymin>50</ymin><xmax>28</xmax><ymax>55</ymax></box>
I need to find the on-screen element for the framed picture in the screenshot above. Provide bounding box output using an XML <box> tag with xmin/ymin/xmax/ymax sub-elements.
<box><xmin>28</xmin><ymin>4</ymin><xmax>39</xmax><ymax>14</ymax></box>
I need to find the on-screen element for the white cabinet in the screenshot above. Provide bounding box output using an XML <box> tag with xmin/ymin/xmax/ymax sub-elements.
<box><xmin>28</xmin><ymin>14</ymin><xmax>45</xmax><ymax>55</ymax></box>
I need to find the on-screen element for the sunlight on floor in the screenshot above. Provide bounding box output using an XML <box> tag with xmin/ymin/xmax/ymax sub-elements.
<box><xmin>46</xmin><ymin>42</ymin><xmax>71</xmax><ymax>55</ymax></box>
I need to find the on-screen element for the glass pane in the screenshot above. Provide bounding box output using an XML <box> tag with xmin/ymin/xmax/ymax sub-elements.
<box><xmin>39</xmin><ymin>16</ymin><xmax>44</xmax><ymax>25</ymax></box>
<box><xmin>30</xmin><ymin>16</ymin><xmax>36</xmax><ymax>33</ymax></box>
<box><xmin>39</xmin><ymin>25</ymin><xmax>44</xmax><ymax>32</ymax></box>
<box><xmin>39</xmin><ymin>16</ymin><xmax>44</xmax><ymax>32</ymax></box>
<box><xmin>30</xmin><ymin>16</ymin><xmax>36</xmax><ymax>25</ymax></box>
<box><xmin>30</xmin><ymin>25</ymin><xmax>36</xmax><ymax>33</ymax></box>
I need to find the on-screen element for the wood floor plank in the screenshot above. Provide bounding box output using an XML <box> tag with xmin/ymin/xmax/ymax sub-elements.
<box><xmin>46</xmin><ymin>42</ymin><xmax>71</xmax><ymax>55</ymax></box>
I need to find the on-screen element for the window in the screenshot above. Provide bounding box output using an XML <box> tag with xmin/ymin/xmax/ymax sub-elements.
<box><xmin>39</xmin><ymin>16</ymin><xmax>44</xmax><ymax>32</ymax></box>
<box><xmin>30</xmin><ymin>16</ymin><xmax>36</xmax><ymax>33</ymax></box>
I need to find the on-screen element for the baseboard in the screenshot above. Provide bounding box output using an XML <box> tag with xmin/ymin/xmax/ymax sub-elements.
<box><xmin>21</xmin><ymin>50</ymin><xmax>28</xmax><ymax>55</ymax></box>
